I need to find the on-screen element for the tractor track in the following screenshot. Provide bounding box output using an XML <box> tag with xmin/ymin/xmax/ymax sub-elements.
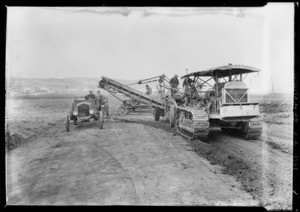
<box><xmin>112</xmin><ymin>115</ymin><xmax>292</xmax><ymax>210</ymax></box>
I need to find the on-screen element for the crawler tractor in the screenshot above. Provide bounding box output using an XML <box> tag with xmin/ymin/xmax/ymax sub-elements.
<box><xmin>167</xmin><ymin>64</ymin><xmax>262</xmax><ymax>140</ymax></box>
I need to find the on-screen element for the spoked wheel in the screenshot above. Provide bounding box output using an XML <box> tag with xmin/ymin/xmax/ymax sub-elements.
<box><xmin>117</xmin><ymin>105</ymin><xmax>128</xmax><ymax>116</ymax></box>
<box><xmin>66</xmin><ymin>114</ymin><xmax>70</xmax><ymax>132</ymax></box>
<box><xmin>169</xmin><ymin>105</ymin><xmax>175</xmax><ymax>127</ymax></box>
<box><xmin>99</xmin><ymin>111</ymin><xmax>103</xmax><ymax>129</ymax></box>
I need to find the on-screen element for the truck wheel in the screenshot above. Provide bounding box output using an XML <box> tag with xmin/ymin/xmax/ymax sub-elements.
<box><xmin>154</xmin><ymin>107</ymin><xmax>160</xmax><ymax>121</ymax></box>
<box><xmin>66</xmin><ymin>114</ymin><xmax>70</xmax><ymax>132</ymax></box>
<box><xmin>99</xmin><ymin>111</ymin><xmax>103</xmax><ymax>129</ymax></box>
<box><xmin>170</xmin><ymin>105</ymin><xmax>175</xmax><ymax>127</ymax></box>
<box><xmin>117</xmin><ymin>105</ymin><xmax>128</xmax><ymax>116</ymax></box>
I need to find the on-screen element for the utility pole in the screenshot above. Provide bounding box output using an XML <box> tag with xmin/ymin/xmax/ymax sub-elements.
<box><xmin>271</xmin><ymin>76</ymin><xmax>275</xmax><ymax>94</ymax></box>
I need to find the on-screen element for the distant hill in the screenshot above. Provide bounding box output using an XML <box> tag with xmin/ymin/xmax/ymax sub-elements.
<box><xmin>6</xmin><ymin>77</ymin><xmax>138</xmax><ymax>90</ymax></box>
<box><xmin>5</xmin><ymin>77</ymin><xmax>154</xmax><ymax>96</ymax></box>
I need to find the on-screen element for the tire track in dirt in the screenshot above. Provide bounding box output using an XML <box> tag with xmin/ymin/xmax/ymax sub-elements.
<box><xmin>7</xmin><ymin>112</ymin><xmax>289</xmax><ymax>207</ymax></box>
<box><xmin>96</xmin><ymin>143</ymin><xmax>142</xmax><ymax>204</ymax></box>
<box><xmin>207</xmin><ymin>130</ymin><xmax>292</xmax><ymax>210</ymax></box>
<box><xmin>94</xmin><ymin>120</ymin><xmax>257</xmax><ymax>205</ymax></box>
<box><xmin>6</xmin><ymin>122</ymin><xmax>142</xmax><ymax>205</ymax></box>
<box><xmin>113</xmin><ymin>115</ymin><xmax>292</xmax><ymax>210</ymax></box>
<box><xmin>142</xmin><ymin>125</ymin><xmax>241</xmax><ymax>192</ymax></box>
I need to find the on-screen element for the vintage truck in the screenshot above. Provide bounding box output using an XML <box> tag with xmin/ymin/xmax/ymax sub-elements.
<box><xmin>66</xmin><ymin>96</ymin><xmax>104</xmax><ymax>132</ymax></box>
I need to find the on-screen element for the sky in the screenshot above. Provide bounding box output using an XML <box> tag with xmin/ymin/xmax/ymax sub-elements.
<box><xmin>6</xmin><ymin>4</ymin><xmax>294</xmax><ymax>94</ymax></box>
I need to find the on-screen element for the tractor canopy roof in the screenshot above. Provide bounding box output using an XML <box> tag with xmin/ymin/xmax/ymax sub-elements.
<box><xmin>181</xmin><ymin>64</ymin><xmax>261</xmax><ymax>79</ymax></box>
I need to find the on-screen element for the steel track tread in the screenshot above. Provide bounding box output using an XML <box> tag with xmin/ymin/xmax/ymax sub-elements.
<box><xmin>221</xmin><ymin>120</ymin><xmax>262</xmax><ymax>140</ymax></box>
<box><xmin>177</xmin><ymin>107</ymin><xmax>209</xmax><ymax>141</ymax></box>
<box><xmin>243</xmin><ymin>124</ymin><xmax>262</xmax><ymax>140</ymax></box>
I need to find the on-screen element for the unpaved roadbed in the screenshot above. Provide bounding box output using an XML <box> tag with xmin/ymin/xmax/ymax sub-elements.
<box><xmin>115</xmin><ymin>113</ymin><xmax>293</xmax><ymax>210</ymax></box>
<box><xmin>5</xmin><ymin>97</ymin><xmax>293</xmax><ymax>209</ymax></box>
<box><xmin>7</xmin><ymin>120</ymin><xmax>257</xmax><ymax>205</ymax></box>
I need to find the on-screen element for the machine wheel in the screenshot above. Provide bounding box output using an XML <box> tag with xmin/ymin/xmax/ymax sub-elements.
<box><xmin>169</xmin><ymin>105</ymin><xmax>175</xmax><ymax>127</ymax></box>
<box><xmin>117</xmin><ymin>105</ymin><xmax>128</xmax><ymax>116</ymax></box>
<box><xmin>154</xmin><ymin>107</ymin><xmax>160</xmax><ymax>121</ymax></box>
<box><xmin>66</xmin><ymin>114</ymin><xmax>70</xmax><ymax>132</ymax></box>
<box><xmin>99</xmin><ymin>111</ymin><xmax>103</xmax><ymax>129</ymax></box>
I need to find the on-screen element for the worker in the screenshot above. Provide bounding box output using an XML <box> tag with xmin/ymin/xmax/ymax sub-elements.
<box><xmin>169</xmin><ymin>74</ymin><xmax>179</xmax><ymax>96</ymax></box>
<box><xmin>182</xmin><ymin>77</ymin><xmax>196</xmax><ymax>105</ymax></box>
<box><xmin>182</xmin><ymin>77</ymin><xmax>193</xmax><ymax>89</ymax></box>
<box><xmin>85</xmin><ymin>90</ymin><xmax>97</xmax><ymax>100</ymax></box>
<box><xmin>170</xmin><ymin>74</ymin><xmax>179</xmax><ymax>89</ymax></box>
<box><xmin>97</xmin><ymin>90</ymin><xmax>110</xmax><ymax>118</ymax></box>
<box><xmin>96</xmin><ymin>90</ymin><xmax>102</xmax><ymax>105</ymax></box>
<box><xmin>158</xmin><ymin>75</ymin><xmax>164</xmax><ymax>84</ymax></box>
<box><xmin>146</xmin><ymin>84</ymin><xmax>152</xmax><ymax>95</ymax></box>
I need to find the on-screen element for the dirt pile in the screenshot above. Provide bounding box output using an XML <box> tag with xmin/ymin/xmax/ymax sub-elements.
<box><xmin>188</xmin><ymin>139</ymin><xmax>263</xmax><ymax>201</ymax></box>
<box><xmin>5</xmin><ymin>126</ymin><xmax>25</xmax><ymax>151</ymax></box>
<box><xmin>263</xmin><ymin>137</ymin><xmax>292</xmax><ymax>154</ymax></box>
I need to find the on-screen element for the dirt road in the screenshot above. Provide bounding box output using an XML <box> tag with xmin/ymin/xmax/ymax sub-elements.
<box><xmin>206</xmin><ymin>128</ymin><xmax>293</xmax><ymax>209</ymax></box>
<box><xmin>113</xmin><ymin>112</ymin><xmax>293</xmax><ymax>210</ymax></box>
<box><xmin>6</xmin><ymin>117</ymin><xmax>257</xmax><ymax>205</ymax></box>
<box><xmin>5</xmin><ymin>97</ymin><xmax>293</xmax><ymax>209</ymax></box>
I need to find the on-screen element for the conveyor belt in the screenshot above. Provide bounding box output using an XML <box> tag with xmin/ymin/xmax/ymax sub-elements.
<box><xmin>99</xmin><ymin>77</ymin><xmax>166</xmax><ymax>109</ymax></box>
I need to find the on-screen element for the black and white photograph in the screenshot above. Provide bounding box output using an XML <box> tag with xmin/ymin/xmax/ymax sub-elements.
<box><xmin>5</xmin><ymin>4</ymin><xmax>295</xmax><ymax>210</ymax></box>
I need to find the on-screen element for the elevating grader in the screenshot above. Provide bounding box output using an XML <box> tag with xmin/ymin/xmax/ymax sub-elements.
<box><xmin>98</xmin><ymin>64</ymin><xmax>262</xmax><ymax>141</ymax></box>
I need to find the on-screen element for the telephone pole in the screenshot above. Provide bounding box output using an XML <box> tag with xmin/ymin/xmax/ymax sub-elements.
<box><xmin>271</xmin><ymin>76</ymin><xmax>275</xmax><ymax>94</ymax></box>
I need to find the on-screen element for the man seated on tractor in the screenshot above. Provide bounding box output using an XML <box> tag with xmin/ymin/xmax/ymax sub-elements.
<box><xmin>170</xmin><ymin>74</ymin><xmax>179</xmax><ymax>96</ymax></box>
<box><xmin>205</xmin><ymin>82</ymin><xmax>225</xmax><ymax>112</ymax></box>
<box><xmin>182</xmin><ymin>77</ymin><xmax>194</xmax><ymax>106</ymax></box>
<box><xmin>145</xmin><ymin>84</ymin><xmax>152</xmax><ymax>95</ymax></box>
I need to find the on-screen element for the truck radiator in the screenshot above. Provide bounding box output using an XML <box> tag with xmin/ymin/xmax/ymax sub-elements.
<box><xmin>78</xmin><ymin>103</ymin><xmax>89</xmax><ymax>117</ymax></box>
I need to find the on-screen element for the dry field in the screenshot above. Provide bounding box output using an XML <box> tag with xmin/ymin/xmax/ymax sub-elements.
<box><xmin>5</xmin><ymin>93</ymin><xmax>293</xmax><ymax>209</ymax></box>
